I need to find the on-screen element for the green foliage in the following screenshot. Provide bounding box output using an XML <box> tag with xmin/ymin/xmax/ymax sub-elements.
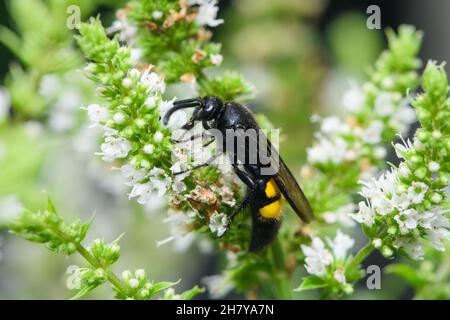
<box><xmin>199</xmin><ymin>71</ymin><xmax>254</xmax><ymax>102</ymax></box>
<box><xmin>6</xmin><ymin>199</ymin><xmax>201</xmax><ymax>300</ymax></box>
<box><xmin>0</xmin><ymin>0</ymin><xmax>117</xmax><ymax>119</ymax></box>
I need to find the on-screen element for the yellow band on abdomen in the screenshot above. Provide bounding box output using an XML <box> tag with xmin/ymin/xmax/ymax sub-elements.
<box><xmin>259</xmin><ymin>179</ymin><xmax>282</xmax><ymax>219</ymax></box>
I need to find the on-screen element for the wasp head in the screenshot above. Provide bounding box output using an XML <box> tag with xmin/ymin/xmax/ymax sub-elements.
<box><xmin>163</xmin><ymin>96</ymin><xmax>223</xmax><ymax>128</ymax></box>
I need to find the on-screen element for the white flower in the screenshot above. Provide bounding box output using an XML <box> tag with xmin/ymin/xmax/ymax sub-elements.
<box><xmin>209</xmin><ymin>212</ymin><xmax>228</xmax><ymax>237</ymax></box>
<box><xmin>391</xmin><ymin>101</ymin><xmax>416</xmax><ymax>134</ymax></box>
<box><xmin>378</xmin><ymin>170</ymin><xmax>398</xmax><ymax>195</ymax></box>
<box><xmin>320</xmin><ymin>116</ymin><xmax>346</xmax><ymax>135</ymax></box>
<box><xmin>100</xmin><ymin>136</ymin><xmax>131</xmax><ymax>162</ymax></box>
<box><xmin>394</xmin><ymin>208</ymin><xmax>420</xmax><ymax>232</ymax></box>
<box><xmin>428</xmin><ymin>161</ymin><xmax>440</xmax><ymax>172</ymax></box>
<box><xmin>374</xmin><ymin>92</ymin><xmax>395</xmax><ymax>116</ymax></box>
<box><xmin>393</xmin><ymin>137</ymin><xmax>414</xmax><ymax>159</ymax></box>
<box><xmin>210</xmin><ymin>54</ymin><xmax>223</xmax><ymax>65</ymax></box>
<box><xmin>429</xmin><ymin>228</ymin><xmax>450</xmax><ymax>251</ymax></box>
<box><xmin>143</xmin><ymin>144</ymin><xmax>154</xmax><ymax>154</ymax></box>
<box><xmin>113</xmin><ymin>112</ymin><xmax>126</xmax><ymax>124</ymax></box>
<box><xmin>407</xmin><ymin>182</ymin><xmax>428</xmax><ymax>204</ymax></box>
<box><xmin>135</xmin><ymin>269</ymin><xmax>146</xmax><ymax>280</ymax></box>
<box><xmin>195</xmin><ymin>0</ymin><xmax>224</xmax><ymax>27</ymax></box>
<box><xmin>107</xmin><ymin>19</ymin><xmax>137</xmax><ymax>43</ymax></box>
<box><xmin>172</xmin><ymin>180</ymin><xmax>187</xmax><ymax>193</ymax></box>
<box><xmin>327</xmin><ymin>230</ymin><xmax>354</xmax><ymax>260</ymax></box>
<box><xmin>158</xmin><ymin>210</ymin><xmax>196</xmax><ymax>251</ymax></box>
<box><xmin>129</xmin><ymin>278</ymin><xmax>139</xmax><ymax>289</ymax></box>
<box><xmin>87</xmin><ymin>104</ymin><xmax>109</xmax><ymax>126</ymax></box>
<box><xmin>129</xmin><ymin>183</ymin><xmax>154</xmax><ymax>204</ymax></box>
<box><xmin>158</xmin><ymin>99</ymin><xmax>174</xmax><ymax>114</ymax></box>
<box><xmin>398</xmin><ymin>164</ymin><xmax>410</xmax><ymax>178</ymax></box>
<box><xmin>323</xmin><ymin>203</ymin><xmax>356</xmax><ymax>227</ymax></box>
<box><xmin>333</xmin><ymin>268</ymin><xmax>346</xmax><ymax>284</ymax></box>
<box><xmin>170</xmin><ymin>162</ymin><xmax>190</xmax><ymax>182</ymax></box>
<box><xmin>140</xmin><ymin>68</ymin><xmax>166</xmax><ymax>93</ymax></box>
<box><xmin>143</xmin><ymin>96</ymin><xmax>156</xmax><ymax>109</ymax></box>
<box><xmin>360</xmin><ymin>169</ymin><xmax>398</xmax><ymax>216</ymax></box>
<box><xmin>362</xmin><ymin>121</ymin><xmax>384</xmax><ymax>144</ymax></box>
<box><xmin>399</xmin><ymin>241</ymin><xmax>424</xmax><ymax>260</ymax></box>
<box><xmin>202</xmin><ymin>274</ymin><xmax>233</xmax><ymax>299</ymax></box>
<box><xmin>350</xmin><ymin>201</ymin><xmax>375</xmax><ymax>227</ymax></box>
<box><xmin>122</xmin><ymin>77</ymin><xmax>133</xmax><ymax>88</ymax></box>
<box><xmin>148</xmin><ymin>168</ymin><xmax>172</xmax><ymax>197</ymax></box>
<box><xmin>342</xmin><ymin>82</ymin><xmax>364</xmax><ymax>113</ymax></box>
<box><xmin>307</xmin><ymin>137</ymin><xmax>347</xmax><ymax>165</ymax></box>
<box><xmin>301</xmin><ymin>237</ymin><xmax>333</xmax><ymax>276</ymax></box>
<box><xmin>120</xmin><ymin>164</ymin><xmax>146</xmax><ymax>186</ymax></box>
<box><xmin>154</xmin><ymin>131</ymin><xmax>164</xmax><ymax>143</ymax></box>
<box><xmin>129</xmin><ymin>174</ymin><xmax>170</xmax><ymax>202</ymax></box>
<box><xmin>372</xmin><ymin>238</ymin><xmax>382</xmax><ymax>248</ymax></box>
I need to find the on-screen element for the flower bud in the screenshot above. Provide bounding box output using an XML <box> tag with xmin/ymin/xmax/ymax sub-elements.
<box><xmin>129</xmin><ymin>278</ymin><xmax>140</xmax><ymax>289</ymax></box>
<box><xmin>122</xmin><ymin>270</ymin><xmax>132</xmax><ymax>281</ymax></box>
<box><xmin>372</xmin><ymin>238</ymin><xmax>382</xmax><ymax>248</ymax></box>
<box><xmin>381</xmin><ymin>246</ymin><xmax>394</xmax><ymax>258</ymax></box>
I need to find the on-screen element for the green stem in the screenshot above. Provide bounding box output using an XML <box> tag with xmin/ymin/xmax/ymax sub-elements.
<box><xmin>347</xmin><ymin>242</ymin><xmax>374</xmax><ymax>271</ymax></box>
<box><xmin>75</xmin><ymin>244</ymin><xmax>129</xmax><ymax>296</ymax></box>
<box><xmin>50</xmin><ymin>222</ymin><xmax>130</xmax><ymax>297</ymax></box>
<box><xmin>271</xmin><ymin>238</ymin><xmax>292</xmax><ymax>299</ymax></box>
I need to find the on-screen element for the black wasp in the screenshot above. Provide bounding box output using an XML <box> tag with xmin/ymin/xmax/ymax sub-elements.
<box><xmin>163</xmin><ymin>96</ymin><xmax>314</xmax><ymax>251</ymax></box>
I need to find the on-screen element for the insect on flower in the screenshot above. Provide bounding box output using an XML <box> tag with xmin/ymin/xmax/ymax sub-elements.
<box><xmin>163</xmin><ymin>96</ymin><xmax>314</xmax><ymax>251</ymax></box>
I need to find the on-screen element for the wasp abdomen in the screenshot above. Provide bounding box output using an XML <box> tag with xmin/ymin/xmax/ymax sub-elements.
<box><xmin>259</xmin><ymin>179</ymin><xmax>282</xmax><ymax>220</ymax></box>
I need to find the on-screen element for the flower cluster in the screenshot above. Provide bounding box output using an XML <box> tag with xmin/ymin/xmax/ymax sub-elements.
<box><xmin>5</xmin><ymin>198</ymin><xmax>201</xmax><ymax>300</ymax></box>
<box><xmin>297</xmin><ymin>231</ymin><xmax>356</xmax><ymax>297</ymax></box>
<box><xmin>77</xmin><ymin>8</ymin><xmax>255</xmax><ymax>254</ymax></box>
<box><xmin>121</xmin><ymin>0</ymin><xmax>223</xmax><ymax>86</ymax></box>
<box><xmin>302</xmin><ymin>26</ymin><xmax>423</xmax><ymax>227</ymax></box>
<box><xmin>352</xmin><ymin>61</ymin><xmax>450</xmax><ymax>259</ymax></box>
<box><xmin>0</xmin><ymin>0</ymin><xmax>117</xmax><ymax>121</ymax></box>
<box><xmin>307</xmin><ymin>26</ymin><xmax>421</xmax><ymax>177</ymax></box>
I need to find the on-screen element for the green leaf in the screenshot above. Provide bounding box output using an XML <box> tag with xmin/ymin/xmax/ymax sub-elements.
<box><xmin>386</xmin><ymin>264</ymin><xmax>426</xmax><ymax>289</ymax></box>
<box><xmin>180</xmin><ymin>286</ymin><xmax>205</xmax><ymax>300</ymax></box>
<box><xmin>70</xmin><ymin>284</ymin><xmax>99</xmax><ymax>300</ymax></box>
<box><xmin>47</xmin><ymin>197</ymin><xmax>58</xmax><ymax>215</ymax></box>
<box><xmin>294</xmin><ymin>276</ymin><xmax>327</xmax><ymax>292</ymax></box>
<box><xmin>148</xmin><ymin>279</ymin><xmax>181</xmax><ymax>298</ymax></box>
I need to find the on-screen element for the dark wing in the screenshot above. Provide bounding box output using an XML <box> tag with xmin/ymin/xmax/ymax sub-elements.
<box><xmin>231</xmin><ymin>122</ymin><xmax>314</xmax><ymax>223</ymax></box>
<box><xmin>272</xmin><ymin>149</ymin><xmax>314</xmax><ymax>223</ymax></box>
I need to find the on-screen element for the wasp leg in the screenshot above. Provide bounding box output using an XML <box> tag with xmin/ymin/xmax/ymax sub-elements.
<box><xmin>202</xmin><ymin>137</ymin><xmax>215</xmax><ymax>147</ymax></box>
<box><xmin>218</xmin><ymin>165</ymin><xmax>257</xmax><ymax>237</ymax></box>
<box><xmin>170</xmin><ymin>132</ymin><xmax>213</xmax><ymax>144</ymax></box>
<box><xmin>173</xmin><ymin>150</ymin><xmax>223</xmax><ymax>175</ymax></box>
<box><xmin>223</xmin><ymin>191</ymin><xmax>255</xmax><ymax>233</ymax></box>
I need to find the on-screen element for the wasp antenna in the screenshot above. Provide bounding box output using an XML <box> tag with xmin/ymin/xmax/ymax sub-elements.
<box><xmin>163</xmin><ymin>100</ymin><xmax>199</xmax><ymax>125</ymax></box>
<box><xmin>173</xmin><ymin>97</ymin><xmax>200</xmax><ymax>106</ymax></box>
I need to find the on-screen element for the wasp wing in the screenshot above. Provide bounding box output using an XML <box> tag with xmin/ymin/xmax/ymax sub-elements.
<box><xmin>271</xmin><ymin>149</ymin><xmax>314</xmax><ymax>223</ymax></box>
<box><xmin>230</xmin><ymin>124</ymin><xmax>314</xmax><ymax>223</ymax></box>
